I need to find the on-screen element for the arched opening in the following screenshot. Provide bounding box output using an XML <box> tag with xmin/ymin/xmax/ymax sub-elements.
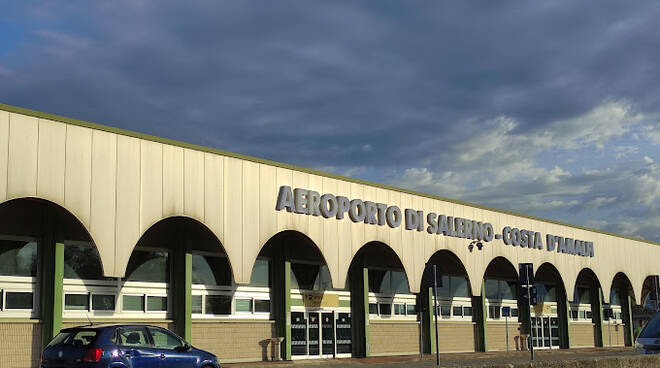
<box><xmin>482</xmin><ymin>257</ymin><xmax>519</xmax><ymax>352</ymax></box>
<box><xmin>347</xmin><ymin>241</ymin><xmax>414</xmax><ymax>358</ymax></box>
<box><xmin>605</xmin><ymin>272</ymin><xmax>635</xmax><ymax>346</ymax></box>
<box><xmin>572</xmin><ymin>268</ymin><xmax>603</xmax><ymax>348</ymax></box>
<box><xmin>423</xmin><ymin>250</ymin><xmax>474</xmax><ymax>353</ymax></box>
<box><xmin>534</xmin><ymin>263</ymin><xmax>569</xmax><ymax>349</ymax></box>
<box><xmin>254</xmin><ymin>230</ymin><xmax>342</xmax><ymax>360</ymax></box>
<box><xmin>0</xmin><ymin>197</ymin><xmax>98</xmax><ymax>359</ymax></box>
<box><xmin>639</xmin><ymin>275</ymin><xmax>659</xmax><ymax>330</ymax></box>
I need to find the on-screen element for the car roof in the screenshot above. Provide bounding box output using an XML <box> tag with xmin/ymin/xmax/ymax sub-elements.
<box><xmin>60</xmin><ymin>324</ymin><xmax>166</xmax><ymax>332</ymax></box>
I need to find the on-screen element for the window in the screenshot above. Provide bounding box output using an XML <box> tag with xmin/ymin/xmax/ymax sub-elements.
<box><xmin>5</xmin><ymin>291</ymin><xmax>33</xmax><ymax>309</ymax></box>
<box><xmin>235</xmin><ymin>298</ymin><xmax>253</xmax><ymax>313</ymax></box>
<box><xmin>64</xmin><ymin>244</ymin><xmax>105</xmax><ymax>280</ymax></box>
<box><xmin>147</xmin><ymin>296</ymin><xmax>167</xmax><ymax>312</ymax></box>
<box><xmin>586</xmin><ymin>311</ymin><xmax>593</xmax><ymax>319</ymax></box>
<box><xmin>92</xmin><ymin>294</ymin><xmax>115</xmax><ymax>311</ymax></box>
<box><xmin>406</xmin><ymin>304</ymin><xmax>417</xmax><ymax>315</ymax></box>
<box><xmin>122</xmin><ymin>295</ymin><xmax>144</xmax><ymax>312</ymax></box>
<box><xmin>440</xmin><ymin>305</ymin><xmax>451</xmax><ymax>317</ymax></box>
<box><xmin>453</xmin><ymin>306</ymin><xmax>463</xmax><ymax>317</ymax></box>
<box><xmin>463</xmin><ymin>306</ymin><xmax>473</xmax><ymax>317</ymax></box>
<box><xmin>368</xmin><ymin>303</ymin><xmax>378</xmax><ymax>315</ymax></box>
<box><xmin>0</xmin><ymin>241</ymin><xmax>37</xmax><ymax>277</ymax></box>
<box><xmin>125</xmin><ymin>251</ymin><xmax>169</xmax><ymax>282</ymax></box>
<box><xmin>117</xmin><ymin>326</ymin><xmax>150</xmax><ymax>347</ymax></box>
<box><xmin>394</xmin><ymin>304</ymin><xmax>406</xmax><ymax>315</ymax></box>
<box><xmin>148</xmin><ymin>327</ymin><xmax>183</xmax><ymax>350</ymax></box>
<box><xmin>254</xmin><ymin>299</ymin><xmax>270</xmax><ymax>313</ymax></box>
<box><xmin>192</xmin><ymin>255</ymin><xmax>231</xmax><ymax>286</ymax></box>
<box><xmin>205</xmin><ymin>295</ymin><xmax>231</xmax><ymax>315</ymax></box>
<box><xmin>570</xmin><ymin>310</ymin><xmax>578</xmax><ymax>320</ymax></box>
<box><xmin>191</xmin><ymin>295</ymin><xmax>202</xmax><ymax>314</ymax></box>
<box><xmin>488</xmin><ymin>305</ymin><xmax>501</xmax><ymax>319</ymax></box>
<box><xmin>368</xmin><ymin>269</ymin><xmax>410</xmax><ymax>294</ymax></box>
<box><xmin>485</xmin><ymin>279</ymin><xmax>517</xmax><ymax>301</ymax></box>
<box><xmin>379</xmin><ymin>303</ymin><xmax>392</xmax><ymax>316</ymax></box>
<box><xmin>511</xmin><ymin>308</ymin><xmax>519</xmax><ymax>317</ymax></box>
<box><xmin>435</xmin><ymin>275</ymin><xmax>470</xmax><ymax>298</ymax></box>
<box><xmin>250</xmin><ymin>259</ymin><xmax>270</xmax><ymax>287</ymax></box>
<box><xmin>65</xmin><ymin>294</ymin><xmax>89</xmax><ymax>311</ymax></box>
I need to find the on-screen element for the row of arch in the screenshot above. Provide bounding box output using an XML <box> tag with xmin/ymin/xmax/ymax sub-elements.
<box><xmin>1</xmin><ymin>197</ymin><xmax>657</xmax><ymax>307</ymax></box>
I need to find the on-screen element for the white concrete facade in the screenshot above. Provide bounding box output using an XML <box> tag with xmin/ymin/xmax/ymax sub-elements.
<box><xmin>0</xmin><ymin>105</ymin><xmax>657</xmax><ymax>305</ymax></box>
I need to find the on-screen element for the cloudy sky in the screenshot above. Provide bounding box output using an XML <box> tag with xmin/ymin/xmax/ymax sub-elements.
<box><xmin>0</xmin><ymin>1</ymin><xmax>658</xmax><ymax>242</ymax></box>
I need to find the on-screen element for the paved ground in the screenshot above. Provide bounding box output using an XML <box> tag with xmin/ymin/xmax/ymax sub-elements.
<box><xmin>224</xmin><ymin>347</ymin><xmax>641</xmax><ymax>368</ymax></box>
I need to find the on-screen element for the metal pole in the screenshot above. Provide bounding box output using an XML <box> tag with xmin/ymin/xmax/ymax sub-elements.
<box><xmin>655</xmin><ymin>276</ymin><xmax>660</xmax><ymax>312</ymax></box>
<box><xmin>527</xmin><ymin>266</ymin><xmax>534</xmax><ymax>361</ymax></box>
<box><xmin>433</xmin><ymin>265</ymin><xmax>440</xmax><ymax>366</ymax></box>
<box><xmin>505</xmin><ymin>314</ymin><xmax>509</xmax><ymax>352</ymax></box>
<box><xmin>419</xmin><ymin>311</ymin><xmax>423</xmax><ymax>358</ymax></box>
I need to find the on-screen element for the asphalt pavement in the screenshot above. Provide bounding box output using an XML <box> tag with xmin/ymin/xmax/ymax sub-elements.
<box><xmin>224</xmin><ymin>347</ymin><xmax>641</xmax><ymax>368</ymax></box>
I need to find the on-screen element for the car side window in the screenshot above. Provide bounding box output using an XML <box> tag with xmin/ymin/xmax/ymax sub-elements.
<box><xmin>116</xmin><ymin>326</ymin><xmax>151</xmax><ymax>347</ymax></box>
<box><xmin>147</xmin><ymin>327</ymin><xmax>184</xmax><ymax>350</ymax></box>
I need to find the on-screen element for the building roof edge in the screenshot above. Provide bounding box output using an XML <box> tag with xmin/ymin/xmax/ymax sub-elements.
<box><xmin>1</xmin><ymin>101</ymin><xmax>657</xmax><ymax>247</ymax></box>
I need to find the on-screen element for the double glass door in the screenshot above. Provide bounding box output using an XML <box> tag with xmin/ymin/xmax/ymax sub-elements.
<box><xmin>291</xmin><ymin>310</ymin><xmax>352</xmax><ymax>358</ymax></box>
<box><xmin>531</xmin><ymin>316</ymin><xmax>560</xmax><ymax>349</ymax></box>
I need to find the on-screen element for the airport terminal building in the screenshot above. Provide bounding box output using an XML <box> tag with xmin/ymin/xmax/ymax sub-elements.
<box><xmin>0</xmin><ymin>103</ymin><xmax>659</xmax><ymax>367</ymax></box>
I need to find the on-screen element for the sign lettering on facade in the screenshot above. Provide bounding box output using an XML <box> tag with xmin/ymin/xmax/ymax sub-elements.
<box><xmin>276</xmin><ymin>186</ymin><xmax>594</xmax><ymax>257</ymax></box>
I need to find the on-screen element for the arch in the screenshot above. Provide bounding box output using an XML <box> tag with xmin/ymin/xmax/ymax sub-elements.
<box><xmin>254</xmin><ymin>229</ymin><xmax>336</xmax><ymax>287</ymax></box>
<box><xmin>573</xmin><ymin>268</ymin><xmax>602</xmax><ymax>303</ymax></box>
<box><xmin>118</xmin><ymin>215</ymin><xmax>234</xmax><ymax>283</ymax></box>
<box><xmin>0</xmin><ymin>196</ymin><xmax>105</xmax><ymax>274</ymax></box>
<box><xmin>347</xmin><ymin>241</ymin><xmax>412</xmax><ymax>293</ymax></box>
<box><xmin>535</xmin><ymin>262</ymin><xmax>566</xmax><ymax>291</ymax></box>
<box><xmin>481</xmin><ymin>256</ymin><xmax>519</xmax><ymax>292</ymax></box>
<box><xmin>609</xmin><ymin>272</ymin><xmax>636</xmax><ymax>304</ymax></box>
<box><xmin>640</xmin><ymin>274</ymin><xmax>659</xmax><ymax>308</ymax></box>
<box><xmin>422</xmin><ymin>249</ymin><xmax>471</xmax><ymax>292</ymax></box>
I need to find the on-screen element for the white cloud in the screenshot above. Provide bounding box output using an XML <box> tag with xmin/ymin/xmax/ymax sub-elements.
<box><xmin>644</xmin><ymin>156</ymin><xmax>654</xmax><ymax>164</ymax></box>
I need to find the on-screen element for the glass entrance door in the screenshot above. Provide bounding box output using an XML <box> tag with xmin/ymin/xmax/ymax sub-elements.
<box><xmin>290</xmin><ymin>310</ymin><xmax>351</xmax><ymax>359</ymax></box>
<box><xmin>531</xmin><ymin>316</ymin><xmax>558</xmax><ymax>349</ymax></box>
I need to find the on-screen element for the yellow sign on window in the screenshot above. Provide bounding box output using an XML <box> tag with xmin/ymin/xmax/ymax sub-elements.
<box><xmin>302</xmin><ymin>293</ymin><xmax>339</xmax><ymax>308</ymax></box>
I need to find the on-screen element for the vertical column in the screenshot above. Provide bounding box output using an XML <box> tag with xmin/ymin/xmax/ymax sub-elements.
<box><xmin>622</xmin><ymin>291</ymin><xmax>634</xmax><ymax>346</ymax></box>
<box><xmin>173</xmin><ymin>245</ymin><xmax>192</xmax><ymax>342</ymax></box>
<box><xmin>592</xmin><ymin>287</ymin><xmax>604</xmax><ymax>347</ymax></box>
<box><xmin>425</xmin><ymin>287</ymin><xmax>436</xmax><ymax>354</ymax></box>
<box><xmin>273</xmin><ymin>243</ymin><xmax>291</xmax><ymax>360</ymax></box>
<box><xmin>349</xmin><ymin>265</ymin><xmax>370</xmax><ymax>357</ymax></box>
<box><xmin>557</xmin><ymin>287</ymin><xmax>570</xmax><ymax>349</ymax></box>
<box><xmin>41</xmin><ymin>241</ymin><xmax>64</xmax><ymax>346</ymax></box>
<box><xmin>472</xmin><ymin>282</ymin><xmax>488</xmax><ymax>352</ymax></box>
<box><xmin>564</xmin><ymin>298</ymin><xmax>572</xmax><ymax>349</ymax></box>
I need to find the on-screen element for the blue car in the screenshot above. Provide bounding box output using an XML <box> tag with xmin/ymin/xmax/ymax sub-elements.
<box><xmin>40</xmin><ymin>324</ymin><xmax>220</xmax><ymax>368</ymax></box>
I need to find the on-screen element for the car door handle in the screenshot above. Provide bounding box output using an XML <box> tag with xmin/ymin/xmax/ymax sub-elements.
<box><xmin>160</xmin><ymin>353</ymin><xmax>166</xmax><ymax>359</ymax></box>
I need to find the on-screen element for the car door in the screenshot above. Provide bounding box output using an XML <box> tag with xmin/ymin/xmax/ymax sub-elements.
<box><xmin>146</xmin><ymin>326</ymin><xmax>196</xmax><ymax>368</ymax></box>
<box><xmin>116</xmin><ymin>326</ymin><xmax>161</xmax><ymax>368</ymax></box>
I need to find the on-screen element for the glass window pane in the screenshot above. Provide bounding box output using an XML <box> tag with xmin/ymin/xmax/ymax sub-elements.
<box><xmin>502</xmin><ymin>281</ymin><xmax>517</xmax><ymax>300</ymax></box>
<box><xmin>148</xmin><ymin>327</ymin><xmax>183</xmax><ymax>350</ymax></box>
<box><xmin>463</xmin><ymin>306</ymin><xmax>473</xmax><ymax>316</ymax></box>
<box><xmin>379</xmin><ymin>303</ymin><xmax>392</xmax><ymax>316</ymax></box>
<box><xmin>147</xmin><ymin>296</ymin><xmax>167</xmax><ymax>311</ymax></box>
<box><xmin>254</xmin><ymin>299</ymin><xmax>270</xmax><ymax>313</ymax></box>
<box><xmin>579</xmin><ymin>310</ymin><xmax>586</xmax><ymax>319</ymax></box>
<box><xmin>205</xmin><ymin>295</ymin><xmax>231</xmax><ymax>315</ymax></box>
<box><xmin>368</xmin><ymin>269</ymin><xmax>387</xmax><ymax>293</ymax></box>
<box><xmin>125</xmin><ymin>251</ymin><xmax>169</xmax><ymax>282</ymax></box>
<box><xmin>65</xmin><ymin>294</ymin><xmax>89</xmax><ymax>311</ymax></box>
<box><xmin>586</xmin><ymin>311</ymin><xmax>593</xmax><ymax>319</ymax></box>
<box><xmin>117</xmin><ymin>327</ymin><xmax>149</xmax><ymax>347</ymax></box>
<box><xmin>489</xmin><ymin>305</ymin><xmax>501</xmax><ymax>319</ymax></box>
<box><xmin>453</xmin><ymin>306</ymin><xmax>462</xmax><ymax>317</ymax></box>
<box><xmin>123</xmin><ymin>295</ymin><xmax>144</xmax><ymax>311</ymax></box>
<box><xmin>64</xmin><ymin>244</ymin><xmax>105</xmax><ymax>280</ymax></box>
<box><xmin>92</xmin><ymin>294</ymin><xmax>115</xmax><ymax>311</ymax></box>
<box><xmin>0</xmin><ymin>241</ymin><xmax>37</xmax><ymax>277</ymax></box>
<box><xmin>249</xmin><ymin>259</ymin><xmax>269</xmax><ymax>287</ymax></box>
<box><xmin>394</xmin><ymin>304</ymin><xmax>405</xmax><ymax>315</ymax></box>
<box><xmin>406</xmin><ymin>304</ymin><xmax>417</xmax><ymax>315</ymax></box>
<box><xmin>192</xmin><ymin>255</ymin><xmax>232</xmax><ymax>286</ymax></box>
<box><xmin>235</xmin><ymin>298</ymin><xmax>252</xmax><ymax>313</ymax></box>
<box><xmin>315</xmin><ymin>265</ymin><xmax>332</xmax><ymax>291</ymax></box>
<box><xmin>450</xmin><ymin>276</ymin><xmax>470</xmax><ymax>298</ymax></box>
<box><xmin>485</xmin><ymin>279</ymin><xmax>500</xmax><ymax>300</ymax></box>
<box><xmin>440</xmin><ymin>305</ymin><xmax>451</xmax><ymax>316</ymax></box>
<box><xmin>6</xmin><ymin>292</ymin><xmax>33</xmax><ymax>309</ymax></box>
<box><xmin>191</xmin><ymin>295</ymin><xmax>202</xmax><ymax>314</ymax></box>
<box><xmin>368</xmin><ymin>303</ymin><xmax>378</xmax><ymax>315</ymax></box>
<box><xmin>436</xmin><ymin>275</ymin><xmax>451</xmax><ymax>298</ymax></box>
<box><xmin>390</xmin><ymin>271</ymin><xmax>410</xmax><ymax>294</ymax></box>
<box><xmin>511</xmin><ymin>308</ymin><xmax>519</xmax><ymax>317</ymax></box>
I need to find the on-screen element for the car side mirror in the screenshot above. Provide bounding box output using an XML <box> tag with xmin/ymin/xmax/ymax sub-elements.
<box><xmin>175</xmin><ymin>344</ymin><xmax>191</xmax><ymax>352</ymax></box>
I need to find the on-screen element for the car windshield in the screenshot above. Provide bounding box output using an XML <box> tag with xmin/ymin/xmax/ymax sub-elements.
<box><xmin>640</xmin><ymin>313</ymin><xmax>660</xmax><ymax>338</ymax></box>
<box><xmin>47</xmin><ymin>329</ymin><xmax>99</xmax><ymax>347</ymax></box>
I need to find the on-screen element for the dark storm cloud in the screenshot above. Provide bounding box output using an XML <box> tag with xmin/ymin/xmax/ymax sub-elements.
<box><xmin>0</xmin><ymin>1</ymin><xmax>658</xmax><ymax>240</ymax></box>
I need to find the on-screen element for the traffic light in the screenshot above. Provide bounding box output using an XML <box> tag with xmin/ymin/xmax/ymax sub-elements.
<box><xmin>519</xmin><ymin>285</ymin><xmax>538</xmax><ymax>306</ymax></box>
<box><xmin>519</xmin><ymin>263</ymin><xmax>534</xmax><ymax>286</ymax></box>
